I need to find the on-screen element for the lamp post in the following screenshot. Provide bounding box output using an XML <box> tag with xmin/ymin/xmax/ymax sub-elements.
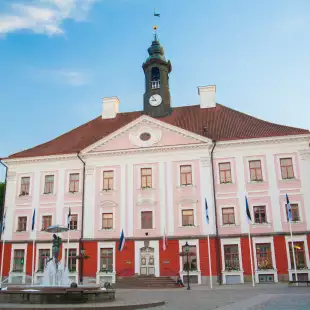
<box><xmin>79</xmin><ymin>247</ymin><xmax>85</xmax><ymax>284</ymax></box>
<box><xmin>184</xmin><ymin>241</ymin><xmax>190</xmax><ymax>290</ymax></box>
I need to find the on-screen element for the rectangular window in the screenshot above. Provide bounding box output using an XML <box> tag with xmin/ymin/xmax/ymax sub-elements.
<box><xmin>286</xmin><ymin>203</ymin><xmax>300</xmax><ymax>222</ymax></box>
<box><xmin>253</xmin><ymin>206</ymin><xmax>267</xmax><ymax>224</ymax></box>
<box><xmin>20</xmin><ymin>177</ymin><xmax>30</xmax><ymax>196</ymax></box>
<box><xmin>69</xmin><ymin>214</ymin><xmax>78</xmax><ymax>230</ymax></box>
<box><xmin>224</xmin><ymin>245</ymin><xmax>239</xmax><ymax>270</ymax></box>
<box><xmin>256</xmin><ymin>243</ymin><xmax>273</xmax><ymax>269</ymax></box>
<box><xmin>141</xmin><ymin>211</ymin><xmax>153</xmax><ymax>229</ymax></box>
<box><xmin>182</xmin><ymin>245</ymin><xmax>197</xmax><ymax>271</ymax></box>
<box><xmin>17</xmin><ymin>217</ymin><xmax>27</xmax><ymax>232</ymax></box>
<box><xmin>65</xmin><ymin>249</ymin><xmax>77</xmax><ymax>272</ymax></box>
<box><xmin>141</xmin><ymin>168</ymin><xmax>152</xmax><ymax>189</ymax></box>
<box><xmin>222</xmin><ymin>207</ymin><xmax>235</xmax><ymax>225</ymax></box>
<box><xmin>42</xmin><ymin>215</ymin><xmax>52</xmax><ymax>230</ymax></box>
<box><xmin>102</xmin><ymin>213</ymin><xmax>113</xmax><ymax>229</ymax></box>
<box><xmin>180</xmin><ymin>165</ymin><xmax>192</xmax><ymax>186</ymax></box>
<box><xmin>182</xmin><ymin>209</ymin><xmax>194</xmax><ymax>226</ymax></box>
<box><xmin>280</xmin><ymin>158</ymin><xmax>294</xmax><ymax>179</ymax></box>
<box><xmin>289</xmin><ymin>242</ymin><xmax>306</xmax><ymax>269</ymax></box>
<box><xmin>219</xmin><ymin>163</ymin><xmax>232</xmax><ymax>184</ymax></box>
<box><xmin>69</xmin><ymin>173</ymin><xmax>79</xmax><ymax>193</ymax></box>
<box><xmin>249</xmin><ymin>160</ymin><xmax>263</xmax><ymax>181</ymax></box>
<box><xmin>100</xmin><ymin>248</ymin><xmax>113</xmax><ymax>272</ymax></box>
<box><xmin>103</xmin><ymin>171</ymin><xmax>114</xmax><ymax>191</ymax></box>
<box><xmin>38</xmin><ymin>249</ymin><xmax>50</xmax><ymax>272</ymax></box>
<box><xmin>44</xmin><ymin>175</ymin><xmax>54</xmax><ymax>194</ymax></box>
<box><xmin>13</xmin><ymin>249</ymin><xmax>24</xmax><ymax>272</ymax></box>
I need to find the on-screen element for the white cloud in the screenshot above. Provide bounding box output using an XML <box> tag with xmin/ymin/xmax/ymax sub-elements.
<box><xmin>55</xmin><ymin>70</ymin><xmax>89</xmax><ymax>86</ymax></box>
<box><xmin>0</xmin><ymin>0</ymin><xmax>99</xmax><ymax>37</ymax></box>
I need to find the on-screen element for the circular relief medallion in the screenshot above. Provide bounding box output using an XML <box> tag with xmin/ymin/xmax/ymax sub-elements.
<box><xmin>140</xmin><ymin>132</ymin><xmax>151</xmax><ymax>141</ymax></box>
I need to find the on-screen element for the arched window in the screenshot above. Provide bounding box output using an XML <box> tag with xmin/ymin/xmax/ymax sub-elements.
<box><xmin>151</xmin><ymin>67</ymin><xmax>160</xmax><ymax>81</ymax></box>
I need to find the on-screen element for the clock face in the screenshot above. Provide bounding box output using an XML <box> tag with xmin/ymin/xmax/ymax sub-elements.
<box><xmin>149</xmin><ymin>94</ymin><xmax>162</xmax><ymax>107</ymax></box>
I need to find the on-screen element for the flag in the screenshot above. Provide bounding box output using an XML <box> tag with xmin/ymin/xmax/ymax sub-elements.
<box><xmin>163</xmin><ymin>229</ymin><xmax>167</xmax><ymax>251</ymax></box>
<box><xmin>205</xmin><ymin>198</ymin><xmax>209</xmax><ymax>224</ymax></box>
<box><xmin>245</xmin><ymin>196</ymin><xmax>251</xmax><ymax>224</ymax></box>
<box><xmin>31</xmin><ymin>208</ymin><xmax>36</xmax><ymax>231</ymax></box>
<box><xmin>118</xmin><ymin>229</ymin><xmax>125</xmax><ymax>251</ymax></box>
<box><xmin>1</xmin><ymin>211</ymin><xmax>6</xmax><ymax>233</ymax></box>
<box><xmin>286</xmin><ymin>193</ymin><xmax>292</xmax><ymax>222</ymax></box>
<box><xmin>67</xmin><ymin>207</ymin><xmax>71</xmax><ymax>229</ymax></box>
<box><xmin>154</xmin><ymin>9</ymin><xmax>160</xmax><ymax>17</ymax></box>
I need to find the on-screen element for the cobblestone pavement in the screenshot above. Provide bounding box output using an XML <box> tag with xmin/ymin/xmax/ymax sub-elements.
<box><xmin>117</xmin><ymin>284</ymin><xmax>310</xmax><ymax>310</ymax></box>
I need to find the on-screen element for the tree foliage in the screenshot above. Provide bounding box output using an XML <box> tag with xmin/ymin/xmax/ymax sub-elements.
<box><xmin>0</xmin><ymin>182</ymin><xmax>5</xmax><ymax>215</ymax></box>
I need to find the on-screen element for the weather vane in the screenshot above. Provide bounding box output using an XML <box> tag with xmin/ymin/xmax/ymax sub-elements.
<box><xmin>153</xmin><ymin>8</ymin><xmax>160</xmax><ymax>40</ymax></box>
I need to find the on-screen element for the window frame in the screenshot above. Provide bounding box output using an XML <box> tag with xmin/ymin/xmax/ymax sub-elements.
<box><xmin>20</xmin><ymin>176</ymin><xmax>30</xmax><ymax>196</ymax></box>
<box><xmin>253</xmin><ymin>206</ymin><xmax>267</xmax><ymax>224</ymax></box>
<box><xmin>222</xmin><ymin>207</ymin><xmax>235</xmax><ymax>225</ymax></box>
<box><xmin>181</xmin><ymin>209</ymin><xmax>194</xmax><ymax>227</ymax></box>
<box><xmin>181</xmin><ymin>245</ymin><xmax>197</xmax><ymax>271</ymax></box>
<box><xmin>43</xmin><ymin>174</ymin><xmax>55</xmax><ymax>194</ymax></box>
<box><xmin>249</xmin><ymin>160</ymin><xmax>263</xmax><ymax>182</ymax></box>
<box><xmin>12</xmin><ymin>249</ymin><xmax>25</xmax><ymax>273</ymax></box>
<box><xmin>41</xmin><ymin>215</ymin><xmax>52</xmax><ymax>231</ymax></box>
<box><xmin>255</xmin><ymin>243</ymin><xmax>273</xmax><ymax>270</ymax></box>
<box><xmin>102</xmin><ymin>213</ymin><xmax>113</xmax><ymax>230</ymax></box>
<box><xmin>103</xmin><ymin>170</ymin><xmax>114</xmax><ymax>191</ymax></box>
<box><xmin>141</xmin><ymin>210</ymin><xmax>153</xmax><ymax>229</ymax></box>
<box><xmin>141</xmin><ymin>168</ymin><xmax>152</xmax><ymax>189</ymax></box>
<box><xmin>224</xmin><ymin>244</ymin><xmax>240</xmax><ymax>271</ymax></box>
<box><xmin>69</xmin><ymin>214</ymin><xmax>78</xmax><ymax>231</ymax></box>
<box><xmin>286</xmin><ymin>203</ymin><xmax>300</xmax><ymax>222</ymax></box>
<box><xmin>180</xmin><ymin>165</ymin><xmax>193</xmax><ymax>186</ymax></box>
<box><xmin>65</xmin><ymin>248</ymin><xmax>77</xmax><ymax>272</ymax></box>
<box><xmin>38</xmin><ymin>249</ymin><xmax>50</xmax><ymax>272</ymax></box>
<box><xmin>69</xmin><ymin>173</ymin><xmax>80</xmax><ymax>193</ymax></box>
<box><xmin>219</xmin><ymin>162</ymin><xmax>233</xmax><ymax>184</ymax></box>
<box><xmin>280</xmin><ymin>157</ymin><xmax>295</xmax><ymax>180</ymax></box>
<box><xmin>17</xmin><ymin>216</ymin><xmax>27</xmax><ymax>232</ymax></box>
<box><xmin>100</xmin><ymin>248</ymin><xmax>114</xmax><ymax>272</ymax></box>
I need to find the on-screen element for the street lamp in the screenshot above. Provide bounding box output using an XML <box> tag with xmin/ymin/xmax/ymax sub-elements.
<box><xmin>79</xmin><ymin>247</ymin><xmax>85</xmax><ymax>284</ymax></box>
<box><xmin>184</xmin><ymin>241</ymin><xmax>190</xmax><ymax>291</ymax></box>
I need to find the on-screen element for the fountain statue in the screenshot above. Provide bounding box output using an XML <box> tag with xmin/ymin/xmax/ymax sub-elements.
<box><xmin>52</xmin><ymin>234</ymin><xmax>62</xmax><ymax>268</ymax></box>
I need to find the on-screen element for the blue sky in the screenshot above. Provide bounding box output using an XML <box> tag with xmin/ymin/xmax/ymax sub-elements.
<box><xmin>1</xmin><ymin>0</ymin><xmax>310</xmax><ymax>181</ymax></box>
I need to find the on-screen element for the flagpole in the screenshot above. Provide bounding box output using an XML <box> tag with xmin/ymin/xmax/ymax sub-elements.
<box><xmin>67</xmin><ymin>227</ymin><xmax>70</xmax><ymax>270</ymax></box>
<box><xmin>0</xmin><ymin>239</ymin><xmax>5</xmax><ymax>288</ymax></box>
<box><xmin>207</xmin><ymin>234</ymin><xmax>212</xmax><ymax>289</ymax></box>
<box><xmin>31</xmin><ymin>237</ymin><xmax>35</xmax><ymax>285</ymax></box>
<box><xmin>248</xmin><ymin>229</ymin><xmax>255</xmax><ymax>287</ymax></box>
<box><xmin>289</xmin><ymin>220</ymin><xmax>298</xmax><ymax>284</ymax></box>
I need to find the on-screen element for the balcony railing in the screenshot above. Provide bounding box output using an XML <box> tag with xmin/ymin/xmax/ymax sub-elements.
<box><xmin>151</xmin><ymin>80</ymin><xmax>160</xmax><ymax>89</ymax></box>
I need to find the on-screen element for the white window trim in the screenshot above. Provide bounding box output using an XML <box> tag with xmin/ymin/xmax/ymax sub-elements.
<box><xmin>97</xmin><ymin>241</ymin><xmax>116</xmax><ymax>273</ymax></box>
<box><xmin>18</xmin><ymin>174</ymin><xmax>32</xmax><ymax>196</ymax></box>
<box><xmin>100</xmin><ymin>168</ymin><xmax>117</xmax><ymax>192</ymax></box>
<box><xmin>140</xmin><ymin>208</ymin><xmax>155</xmax><ymax>230</ymax></box>
<box><xmin>65</xmin><ymin>210</ymin><xmax>80</xmax><ymax>231</ymax></box>
<box><xmin>251</xmin><ymin>203</ymin><xmax>271</xmax><ymax>225</ymax></box>
<box><xmin>178</xmin><ymin>203</ymin><xmax>197</xmax><ymax>227</ymax></box>
<box><xmin>66</xmin><ymin>170</ymin><xmax>82</xmax><ymax>194</ymax></box>
<box><xmin>15</xmin><ymin>214</ymin><xmax>29</xmax><ymax>232</ymax></box>
<box><xmin>40</xmin><ymin>172</ymin><xmax>57</xmax><ymax>195</ymax></box>
<box><xmin>219</xmin><ymin>205</ymin><xmax>238</xmax><ymax>226</ymax></box>
<box><xmin>221</xmin><ymin>238</ymin><xmax>244</xmax><ymax>284</ymax></box>
<box><xmin>252</xmin><ymin>236</ymin><xmax>278</xmax><ymax>283</ymax></box>
<box><xmin>39</xmin><ymin>214</ymin><xmax>54</xmax><ymax>231</ymax></box>
<box><xmin>138</xmin><ymin>165</ymin><xmax>155</xmax><ymax>189</ymax></box>
<box><xmin>62</xmin><ymin>242</ymin><xmax>79</xmax><ymax>274</ymax></box>
<box><xmin>100</xmin><ymin>208</ymin><xmax>116</xmax><ymax>231</ymax></box>
<box><xmin>246</xmin><ymin>157</ymin><xmax>266</xmax><ymax>183</ymax></box>
<box><xmin>282</xmin><ymin>199</ymin><xmax>303</xmax><ymax>223</ymax></box>
<box><xmin>178</xmin><ymin>239</ymin><xmax>201</xmax><ymax>284</ymax></box>
<box><xmin>217</xmin><ymin>160</ymin><xmax>235</xmax><ymax>185</ymax></box>
<box><xmin>35</xmin><ymin>243</ymin><xmax>52</xmax><ymax>272</ymax></box>
<box><xmin>285</xmin><ymin>235</ymin><xmax>310</xmax><ymax>274</ymax></box>
<box><xmin>177</xmin><ymin>162</ymin><xmax>195</xmax><ymax>187</ymax></box>
<box><xmin>10</xmin><ymin>244</ymin><xmax>27</xmax><ymax>273</ymax></box>
<box><xmin>276</xmin><ymin>154</ymin><xmax>298</xmax><ymax>180</ymax></box>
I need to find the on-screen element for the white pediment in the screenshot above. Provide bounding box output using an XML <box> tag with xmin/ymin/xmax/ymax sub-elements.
<box><xmin>177</xmin><ymin>197</ymin><xmax>199</xmax><ymax>204</ymax></box>
<box><xmin>99</xmin><ymin>200</ymin><xmax>118</xmax><ymax>208</ymax></box>
<box><xmin>136</xmin><ymin>198</ymin><xmax>157</xmax><ymax>206</ymax></box>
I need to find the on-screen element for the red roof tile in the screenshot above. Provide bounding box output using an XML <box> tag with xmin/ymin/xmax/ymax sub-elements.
<box><xmin>7</xmin><ymin>104</ymin><xmax>309</xmax><ymax>159</ymax></box>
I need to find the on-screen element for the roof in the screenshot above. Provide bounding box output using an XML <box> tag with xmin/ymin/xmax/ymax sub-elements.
<box><xmin>7</xmin><ymin>104</ymin><xmax>309</xmax><ymax>159</ymax></box>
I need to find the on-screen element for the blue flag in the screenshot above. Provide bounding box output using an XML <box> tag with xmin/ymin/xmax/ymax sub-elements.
<box><xmin>286</xmin><ymin>193</ymin><xmax>292</xmax><ymax>222</ymax></box>
<box><xmin>31</xmin><ymin>208</ymin><xmax>36</xmax><ymax>231</ymax></box>
<box><xmin>1</xmin><ymin>211</ymin><xmax>6</xmax><ymax>233</ymax></box>
<box><xmin>205</xmin><ymin>198</ymin><xmax>209</xmax><ymax>224</ymax></box>
<box><xmin>154</xmin><ymin>9</ymin><xmax>160</xmax><ymax>17</ymax></box>
<box><xmin>118</xmin><ymin>229</ymin><xmax>125</xmax><ymax>251</ymax></box>
<box><xmin>67</xmin><ymin>207</ymin><xmax>71</xmax><ymax>229</ymax></box>
<box><xmin>245</xmin><ymin>196</ymin><xmax>251</xmax><ymax>224</ymax></box>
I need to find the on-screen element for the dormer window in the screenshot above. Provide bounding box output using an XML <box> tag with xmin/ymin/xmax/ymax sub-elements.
<box><xmin>151</xmin><ymin>67</ymin><xmax>160</xmax><ymax>89</ymax></box>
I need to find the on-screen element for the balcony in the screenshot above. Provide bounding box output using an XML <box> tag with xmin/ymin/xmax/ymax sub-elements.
<box><xmin>151</xmin><ymin>80</ymin><xmax>160</xmax><ymax>89</ymax></box>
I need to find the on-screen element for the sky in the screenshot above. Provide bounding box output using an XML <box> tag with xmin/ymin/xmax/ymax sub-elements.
<box><xmin>0</xmin><ymin>0</ymin><xmax>310</xmax><ymax>181</ymax></box>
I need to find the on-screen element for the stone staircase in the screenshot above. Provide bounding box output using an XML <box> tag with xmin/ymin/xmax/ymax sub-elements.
<box><xmin>115</xmin><ymin>275</ymin><xmax>178</xmax><ymax>289</ymax></box>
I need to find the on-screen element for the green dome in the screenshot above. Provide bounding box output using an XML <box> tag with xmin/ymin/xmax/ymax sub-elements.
<box><xmin>146</xmin><ymin>40</ymin><xmax>166</xmax><ymax>62</ymax></box>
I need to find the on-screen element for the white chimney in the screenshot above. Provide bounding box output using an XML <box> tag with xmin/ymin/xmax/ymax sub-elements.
<box><xmin>198</xmin><ymin>85</ymin><xmax>216</xmax><ymax>109</ymax></box>
<box><xmin>102</xmin><ymin>97</ymin><xmax>120</xmax><ymax>119</ymax></box>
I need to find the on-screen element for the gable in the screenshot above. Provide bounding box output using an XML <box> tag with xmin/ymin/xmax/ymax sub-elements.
<box><xmin>82</xmin><ymin>116</ymin><xmax>210</xmax><ymax>154</ymax></box>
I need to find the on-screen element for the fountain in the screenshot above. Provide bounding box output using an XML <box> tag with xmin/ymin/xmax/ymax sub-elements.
<box><xmin>0</xmin><ymin>225</ymin><xmax>115</xmax><ymax>304</ymax></box>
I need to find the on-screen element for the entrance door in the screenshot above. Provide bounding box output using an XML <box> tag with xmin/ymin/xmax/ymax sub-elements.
<box><xmin>140</xmin><ymin>247</ymin><xmax>155</xmax><ymax>275</ymax></box>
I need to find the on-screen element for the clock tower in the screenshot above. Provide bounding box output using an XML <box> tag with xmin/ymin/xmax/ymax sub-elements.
<box><xmin>143</xmin><ymin>29</ymin><xmax>172</xmax><ymax>118</ymax></box>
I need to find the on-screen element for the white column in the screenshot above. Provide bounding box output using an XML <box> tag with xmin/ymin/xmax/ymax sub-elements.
<box><xmin>159</xmin><ymin>162</ymin><xmax>166</xmax><ymax>234</ymax></box>
<box><xmin>120</xmin><ymin>163</ymin><xmax>126</xmax><ymax>234</ymax></box>
<box><xmin>83</xmin><ymin>166</ymin><xmax>95</xmax><ymax>239</ymax></box>
<box><xmin>2</xmin><ymin>171</ymin><xmax>17</xmax><ymax>241</ymax></box>
<box><xmin>265</xmin><ymin>153</ymin><xmax>282</xmax><ymax>232</ymax></box>
<box><xmin>31</xmin><ymin>170</ymin><xmax>40</xmax><ymax>239</ymax></box>
<box><xmin>299</xmin><ymin>150</ymin><xmax>310</xmax><ymax>229</ymax></box>
<box><xmin>166</xmin><ymin>161</ymin><xmax>174</xmax><ymax>235</ymax></box>
<box><xmin>126</xmin><ymin>164</ymin><xmax>134</xmax><ymax>237</ymax></box>
<box><xmin>199</xmin><ymin>156</ymin><xmax>215</xmax><ymax>235</ymax></box>
<box><xmin>56</xmin><ymin>169</ymin><xmax>65</xmax><ymax>225</ymax></box>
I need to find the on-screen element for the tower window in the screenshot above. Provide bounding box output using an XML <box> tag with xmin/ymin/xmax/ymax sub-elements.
<box><xmin>151</xmin><ymin>67</ymin><xmax>160</xmax><ymax>89</ymax></box>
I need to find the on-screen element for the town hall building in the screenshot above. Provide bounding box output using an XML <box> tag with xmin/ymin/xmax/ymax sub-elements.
<box><xmin>1</xmin><ymin>32</ymin><xmax>310</xmax><ymax>286</ymax></box>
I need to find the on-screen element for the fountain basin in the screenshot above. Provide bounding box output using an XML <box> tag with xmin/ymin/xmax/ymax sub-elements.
<box><xmin>0</xmin><ymin>285</ymin><xmax>115</xmax><ymax>304</ymax></box>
